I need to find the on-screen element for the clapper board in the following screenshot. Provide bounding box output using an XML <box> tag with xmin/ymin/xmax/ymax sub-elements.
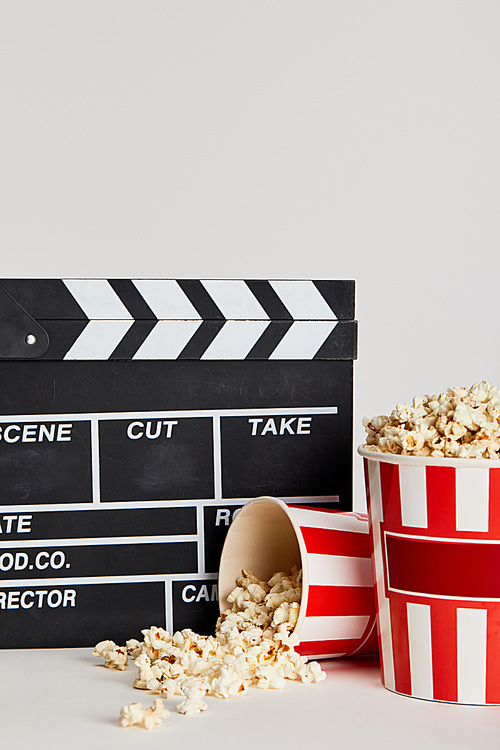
<box><xmin>0</xmin><ymin>278</ymin><xmax>357</xmax><ymax>648</ymax></box>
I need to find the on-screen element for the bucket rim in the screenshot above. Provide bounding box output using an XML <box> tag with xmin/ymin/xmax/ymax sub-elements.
<box><xmin>358</xmin><ymin>444</ymin><xmax>500</xmax><ymax>469</ymax></box>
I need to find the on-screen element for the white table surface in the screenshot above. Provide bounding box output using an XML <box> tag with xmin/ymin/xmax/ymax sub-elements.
<box><xmin>1</xmin><ymin>648</ymin><xmax>497</xmax><ymax>749</ymax></box>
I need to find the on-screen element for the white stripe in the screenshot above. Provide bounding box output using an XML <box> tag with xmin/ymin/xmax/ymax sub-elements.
<box><xmin>196</xmin><ymin>504</ymin><xmax>205</xmax><ymax>575</ymax></box>
<box><xmin>91</xmin><ymin>419</ymin><xmax>100</xmax><ymax>504</ymax></box>
<box><xmin>269</xmin><ymin>320</ymin><xmax>337</xmax><ymax>359</ymax></box>
<box><xmin>0</xmin><ymin>535</ymin><xmax>198</xmax><ymax>548</ymax></box>
<box><xmin>407</xmin><ymin>603</ymin><xmax>433</xmax><ymax>699</ymax></box>
<box><xmin>0</xmin><ymin>406</ymin><xmax>337</xmax><ymax>422</ymax></box>
<box><xmin>384</xmin><ymin>530</ymin><xmax>499</xmax><ymax>546</ymax></box>
<box><xmin>200</xmin><ymin>280</ymin><xmax>269</xmax><ymax>319</ymax></box>
<box><xmin>63</xmin><ymin>320</ymin><xmax>133</xmax><ymax>359</ymax></box>
<box><xmin>292</xmin><ymin>507</ymin><xmax>368</xmax><ymax>534</ymax></box>
<box><xmin>264</xmin><ymin>496</ymin><xmax>339</xmax><ymax>504</ymax></box>
<box><xmin>132</xmin><ymin>320</ymin><xmax>202</xmax><ymax>359</ymax></box>
<box><xmin>300</xmin><ymin>615</ymin><xmax>370</xmax><ymax>642</ymax></box>
<box><xmin>350</xmin><ymin>619</ymin><xmax>377</xmax><ymax>657</ymax></box>
<box><xmin>63</xmin><ymin>279</ymin><xmax>132</xmax><ymax>320</ymax></box>
<box><xmin>400</xmin><ymin>464</ymin><xmax>428</xmax><ymax>528</ymax></box>
<box><xmin>269</xmin><ymin>280</ymin><xmax>337</xmax><ymax>320</ymax></box>
<box><xmin>164</xmin><ymin>580</ymin><xmax>173</xmax><ymax>635</ymax></box>
<box><xmin>212</xmin><ymin>416</ymin><xmax>222</xmax><ymax>501</ymax></box>
<box><xmin>131</xmin><ymin>279</ymin><xmax>201</xmax><ymax>319</ymax></box>
<box><xmin>302</xmin><ymin>650</ymin><xmax>349</xmax><ymax>658</ymax></box>
<box><xmin>456</xmin><ymin>467</ymin><xmax>489</xmax><ymax>532</ymax></box>
<box><xmin>367</xmin><ymin>459</ymin><xmax>383</xmax><ymax>523</ymax></box>
<box><xmin>457</xmin><ymin>608</ymin><xmax>487</xmax><ymax>704</ymax></box>
<box><xmin>366</xmin><ymin>460</ymin><xmax>395</xmax><ymax>691</ymax></box>
<box><xmin>201</xmin><ymin>320</ymin><xmax>269</xmax><ymax>359</ymax></box>
<box><xmin>308</xmin><ymin>553</ymin><xmax>373</xmax><ymax>587</ymax></box>
<box><xmin>0</xmin><ymin>497</ymin><xmax>338</xmax><ymax>515</ymax></box>
<box><xmin>0</xmin><ymin>574</ymin><xmax>205</xmax><ymax>587</ymax></box>
<box><xmin>389</xmin><ymin>590</ymin><xmax>500</xmax><ymax>603</ymax></box>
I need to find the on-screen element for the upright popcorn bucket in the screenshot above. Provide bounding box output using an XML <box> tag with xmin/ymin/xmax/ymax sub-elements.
<box><xmin>360</xmin><ymin>446</ymin><xmax>500</xmax><ymax>704</ymax></box>
<box><xmin>218</xmin><ymin>496</ymin><xmax>377</xmax><ymax>659</ymax></box>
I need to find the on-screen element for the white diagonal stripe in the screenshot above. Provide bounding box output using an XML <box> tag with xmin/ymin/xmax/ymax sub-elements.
<box><xmin>292</xmin><ymin>507</ymin><xmax>367</xmax><ymax>534</ymax></box>
<box><xmin>270</xmin><ymin>280</ymin><xmax>337</xmax><ymax>320</ymax></box>
<box><xmin>133</xmin><ymin>320</ymin><xmax>202</xmax><ymax>359</ymax></box>
<box><xmin>457</xmin><ymin>608</ymin><xmax>487</xmax><ymax>704</ymax></box>
<box><xmin>407</xmin><ymin>603</ymin><xmax>433</xmax><ymax>700</ymax></box>
<box><xmin>63</xmin><ymin>279</ymin><xmax>132</xmax><ymax>320</ymax></box>
<box><xmin>131</xmin><ymin>280</ymin><xmax>201</xmax><ymax>319</ymax></box>
<box><xmin>300</xmin><ymin>615</ymin><xmax>370</xmax><ymax>643</ymax></box>
<box><xmin>269</xmin><ymin>321</ymin><xmax>337</xmax><ymax>359</ymax></box>
<box><xmin>201</xmin><ymin>320</ymin><xmax>269</xmax><ymax>360</ymax></box>
<box><xmin>201</xmin><ymin>280</ymin><xmax>269</xmax><ymax>319</ymax></box>
<box><xmin>308</xmin><ymin>553</ymin><xmax>373</xmax><ymax>587</ymax></box>
<box><xmin>366</xmin><ymin>459</ymin><xmax>395</xmax><ymax>691</ymax></box>
<box><xmin>456</xmin><ymin>467</ymin><xmax>489</xmax><ymax>532</ymax></box>
<box><xmin>367</xmin><ymin>459</ymin><xmax>383</xmax><ymax>523</ymax></box>
<box><xmin>400</xmin><ymin>464</ymin><xmax>428</xmax><ymax>528</ymax></box>
<box><xmin>63</xmin><ymin>320</ymin><xmax>133</xmax><ymax>359</ymax></box>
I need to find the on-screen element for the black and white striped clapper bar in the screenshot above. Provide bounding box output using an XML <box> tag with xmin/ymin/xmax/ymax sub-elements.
<box><xmin>0</xmin><ymin>278</ymin><xmax>357</xmax><ymax>648</ymax></box>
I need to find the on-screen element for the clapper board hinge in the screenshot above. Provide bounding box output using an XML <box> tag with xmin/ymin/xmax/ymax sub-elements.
<box><xmin>0</xmin><ymin>284</ymin><xmax>49</xmax><ymax>359</ymax></box>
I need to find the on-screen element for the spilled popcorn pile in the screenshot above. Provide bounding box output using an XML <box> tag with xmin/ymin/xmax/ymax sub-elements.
<box><xmin>94</xmin><ymin>567</ymin><xmax>326</xmax><ymax>729</ymax></box>
<box><xmin>363</xmin><ymin>381</ymin><xmax>500</xmax><ymax>459</ymax></box>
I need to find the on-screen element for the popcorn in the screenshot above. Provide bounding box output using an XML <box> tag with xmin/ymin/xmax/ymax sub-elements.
<box><xmin>95</xmin><ymin>566</ymin><xmax>326</xmax><ymax>728</ymax></box>
<box><xmin>363</xmin><ymin>381</ymin><xmax>500</xmax><ymax>459</ymax></box>
<box><xmin>177</xmin><ymin>697</ymin><xmax>208</xmax><ymax>715</ymax></box>
<box><xmin>299</xmin><ymin>660</ymin><xmax>327</xmax><ymax>684</ymax></box>
<box><xmin>118</xmin><ymin>702</ymin><xmax>144</xmax><ymax>728</ymax></box>
<box><xmin>126</xmin><ymin>639</ymin><xmax>142</xmax><ymax>659</ymax></box>
<box><xmin>255</xmin><ymin>664</ymin><xmax>287</xmax><ymax>689</ymax></box>
<box><xmin>118</xmin><ymin>698</ymin><xmax>169</xmax><ymax>729</ymax></box>
<box><xmin>93</xmin><ymin>640</ymin><xmax>128</xmax><ymax>670</ymax></box>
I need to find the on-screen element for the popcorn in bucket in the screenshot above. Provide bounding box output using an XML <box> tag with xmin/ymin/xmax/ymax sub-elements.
<box><xmin>360</xmin><ymin>381</ymin><xmax>500</xmax><ymax>704</ymax></box>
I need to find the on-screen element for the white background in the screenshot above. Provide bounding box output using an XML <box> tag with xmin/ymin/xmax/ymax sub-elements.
<box><xmin>1</xmin><ymin>1</ymin><xmax>500</xmax><ymax>511</ymax></box>
<box><xmin>1</xmin><ymin>3</ymin><xmax>500</xmax><ymax>745</ymax></box>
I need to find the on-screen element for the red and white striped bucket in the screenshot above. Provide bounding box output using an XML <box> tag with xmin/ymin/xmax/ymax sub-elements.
<box><xmin>218</xmin><ymin>496</ymin><xmax>377</xmax><ymax>659</ymax></box>
<box><xmin>360</xmin><ymin>446</ymin><xmax>500</xmax><ymax>704</ymax></box>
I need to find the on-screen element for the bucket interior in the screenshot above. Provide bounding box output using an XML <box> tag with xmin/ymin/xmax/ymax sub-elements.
<box><xmin>218</xmin><ymin>497</ymin><xmax>304</xmax><ymax>613</ymax></box>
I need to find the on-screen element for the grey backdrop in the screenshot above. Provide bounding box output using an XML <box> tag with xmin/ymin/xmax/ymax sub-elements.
<box><xmin>1</xmin><ymin>0</ymin><xmax>499</xmax><ymax>510</ymax></box>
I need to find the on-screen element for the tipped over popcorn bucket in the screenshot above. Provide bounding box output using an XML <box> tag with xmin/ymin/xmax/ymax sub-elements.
<box><xmin>360</xmin><ymin>446</ymin><xmax>500</xmax><ymax>704</ymax></box>
<box><xmin>218</xmin><ymin>496</ymin><xmax>377</xmax><ymax>660</ymax></box>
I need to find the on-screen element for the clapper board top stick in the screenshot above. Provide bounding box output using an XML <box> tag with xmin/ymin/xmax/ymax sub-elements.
<box><xmin>0</xmin><ymin>279</ymin><xmax>357</xmax><ymax>648</ymax></box>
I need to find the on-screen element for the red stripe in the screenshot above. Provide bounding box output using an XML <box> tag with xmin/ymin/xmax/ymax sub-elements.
<box><xmin>389</xmin><ymin>594</ymin><xmax>411</xmax><ymax>696</ymax></box>
<box><xmin>430</xmin><ymin>599</ymin><xmax>458</xmax><ymax>702</ymax></box>
<box><xmin>426</xmin><ymin>466</ymin><xmax>456</xmax><ymax>537</ymax></box>
<box><xmin>297</xmin><ymin>638</ymin><xmax>367</xmax><ymax>658</ymax></box>
<box><xmin>300</xmin><ymin>526</ymin><xmax>370</xmax><ymax>558</ymax></box>
<box><xmin>379</xmin><ymin>461</ymin><xmax>401</xmax><ymax>529</ymax></box>
<box><xmin>353</xmin><ymin>622</ymin><xmax>379</xmax><ymax>656</ymax></box>
<box><xmin>306</xmin><ymin>585</ymin><xmax>375</xmax><ymax>617</ymax></box>
<box><xmin>363</xmin><ymin>458</ymin><xmax>372</xmax><ymax>512</ymax></box>
<box><xmin>488</xmin><ymin>468</ymin><xmax>500</xmax><ymax>538</ymax></box>
<box><xmin>386</xmin><ymin>534</ymin><xmax>500</xmax><ymax>598</ymax></box>
<box><xmin>486</xmin><ymin>602</ymin><xmax>500</xmax><ymax>703</ymax></box>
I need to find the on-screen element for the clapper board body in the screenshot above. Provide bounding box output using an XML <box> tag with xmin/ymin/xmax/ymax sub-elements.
<box><xmin>0</xmin><ymin>279</ymin><xmax>357</xmax><ymax>648</ymax></box>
